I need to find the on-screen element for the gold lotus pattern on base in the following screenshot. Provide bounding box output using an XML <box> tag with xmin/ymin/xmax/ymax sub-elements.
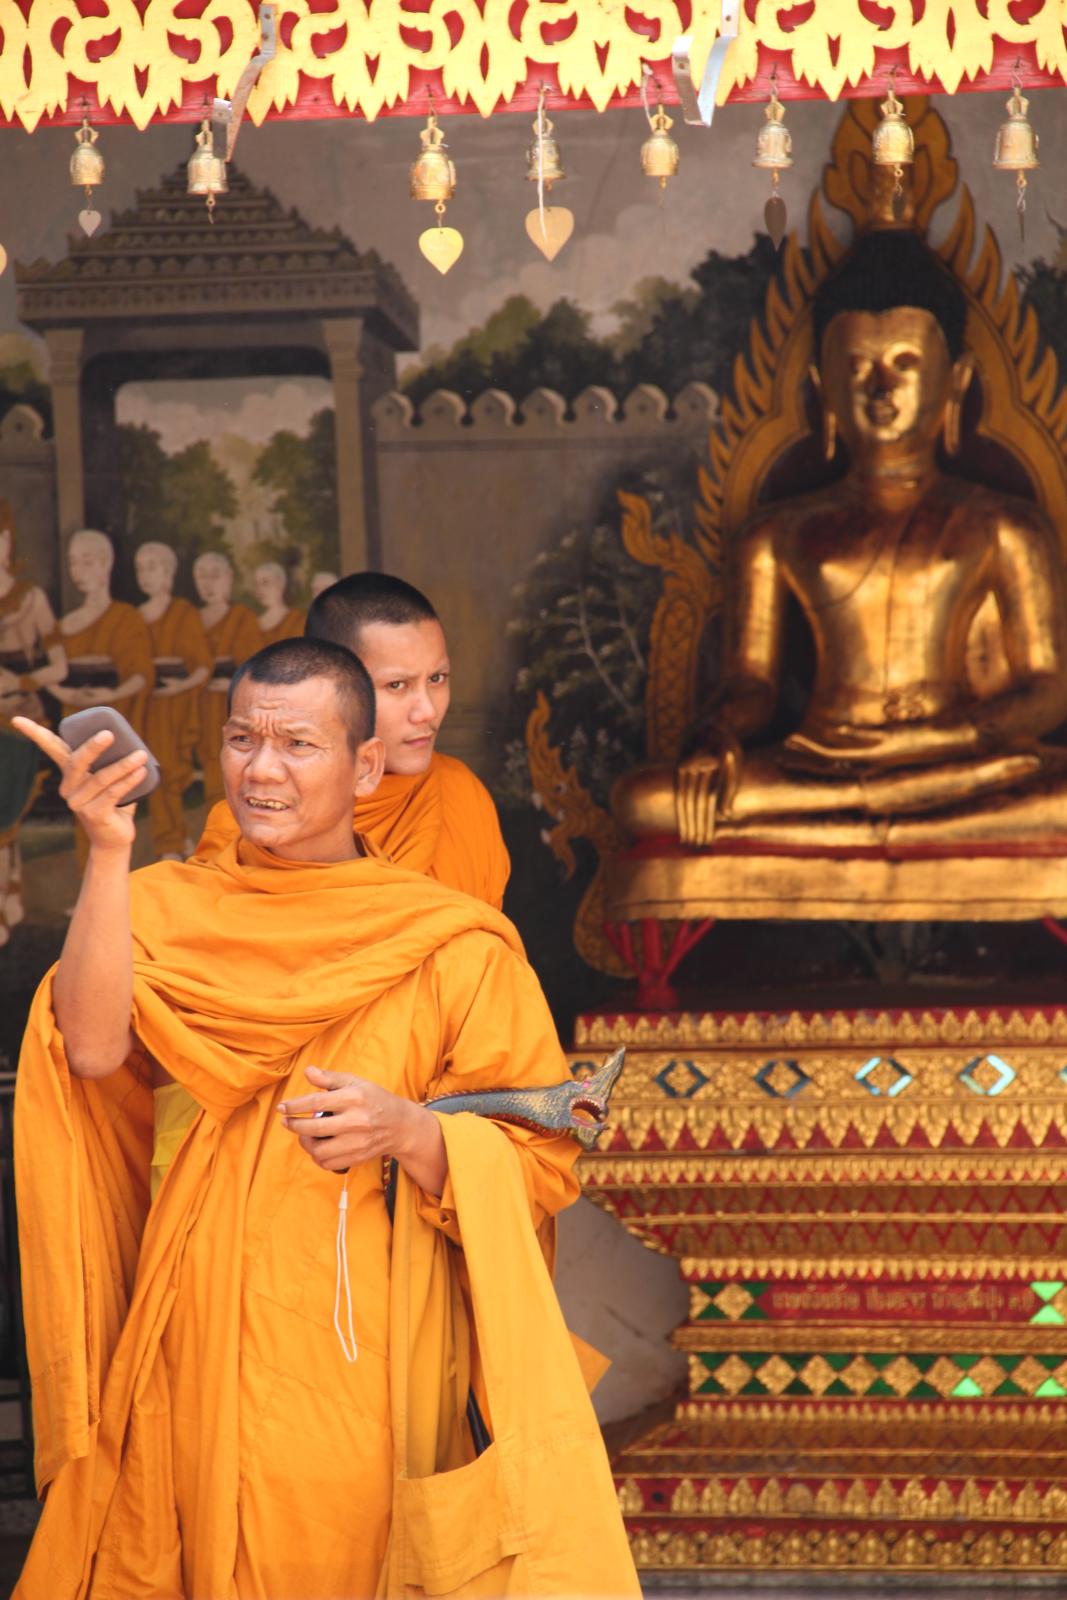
<box><xmin>574</xmin><ymin>1005</ymin><xmax>1067</xmax><ymax>1571</ymax></box>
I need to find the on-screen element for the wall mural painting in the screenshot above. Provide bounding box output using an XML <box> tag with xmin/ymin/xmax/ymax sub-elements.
<box><xmin>4</xmin><ymin>97</ymin><xmax>1067</xmax><ymax>1053</ymax></box>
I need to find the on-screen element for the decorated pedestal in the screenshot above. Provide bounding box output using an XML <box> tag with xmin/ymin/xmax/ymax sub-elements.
<box><xmin>571</xmin><ymin>1005</ymin><xmax>1067</xmax><ymax>1574</ymax></box>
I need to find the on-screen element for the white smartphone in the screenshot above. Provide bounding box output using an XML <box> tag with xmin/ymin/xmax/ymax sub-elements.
<box><xmin>57</xmin><ymin>706</ymin><xmax>161</xmax><ymax>804</ymax></box>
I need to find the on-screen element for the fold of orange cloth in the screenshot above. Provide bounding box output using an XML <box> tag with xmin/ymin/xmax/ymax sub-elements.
<box><xmin>193</xmin><ymin>751</ymin><xmax>511</xmax><ymax>907</ymax></box>
<box><xmin>14</xmin><ymin>843</ymin><xmax>604</xmax><ymax>1598</ymax></box>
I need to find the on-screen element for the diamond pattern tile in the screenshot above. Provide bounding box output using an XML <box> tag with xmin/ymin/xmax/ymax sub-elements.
<box><xmin>754</xmin><ymin>1058</ymin><xmax>811</xmax><ymax>1099</ymax></box>
<box><xmin>855</xmin><ymin>1055</ymin><xmax>913</xmax><ymax>1097</ymax></box>
<box><xmin>1011</xmin><ymin>1356</ymin><xmax>1049</xmax><ymax>1395</ymax></box>
<box><xmin>964</xmin><ymin>1356</ymin><xmax>1006</xmax><ymax>1397</ymax></box>
<box><xmin>840</xmin><ymin>1356</ymin><xmax>878</xmax><ymax>1395</ymax></box>
<box><xmin>927</xmin><ymin>1356</ymin><xmax>965</xmax><ymax>1398</ymax></box>
<box><xmin>654</xmin><ymin>1058</ymin><xmax>709</xmax><ymax>1098</ymax></box>
<box><xmin>755</xmin><ymin>1355</ymin><xmax>796</xmax><ymax>1395</ymax></box>
<box><xmin>958</xmin><ymin>1052</ymin><xmax>1015</xmax><ymax>1096</ymax></box>
<box><xmin>711</xmin><ymin>1284</ymin><xmax>755</xmax><ymax>1321</ymax></box>
<box><xmin>711</xmin><ymin>1355</ymin><xmax>752</xmax><ymax>1396</ymax></box>
<box><xmin>797</xmin><ymin>1355</ymin><xmax>837</xmax><ymax>1396</ymax></box>
<box><xmin>882</xmin><ymin>1356</ymin><xmax>923</xmax><ymax>1397</ymax></box>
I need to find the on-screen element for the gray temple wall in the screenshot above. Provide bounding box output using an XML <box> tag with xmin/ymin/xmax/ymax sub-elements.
<box><xmin>0</xmin><ymin>405</ymin><xmax>57</xmax><ymax>594</ymax></box>
<box><xmin>369</xmin><ymin>379</ymin><xmax>717</xmax><ymax>774</ymax></box>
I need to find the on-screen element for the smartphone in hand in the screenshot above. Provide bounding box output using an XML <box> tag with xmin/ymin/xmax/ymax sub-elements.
<box><xmin>57</xmin><ymin>707</ymin><xmax>161</xmax><ymax>804</ymax></box>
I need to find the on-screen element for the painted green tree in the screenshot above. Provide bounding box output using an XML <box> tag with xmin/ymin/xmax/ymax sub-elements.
<box><xmin>251</xmin><ymin>406</ymin><xmax>338</xmax><ymax>589</ymax></box>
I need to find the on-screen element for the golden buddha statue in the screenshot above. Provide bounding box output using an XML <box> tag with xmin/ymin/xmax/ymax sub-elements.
<box><xmin>613</xmin><ymin>229</ymin><xmax>1067</xmax><ymax>852</ymax></box>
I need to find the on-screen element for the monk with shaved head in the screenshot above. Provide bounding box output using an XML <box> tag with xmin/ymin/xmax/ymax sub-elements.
<box><xmin>11</xmin><ymin>636</ymin><xmax>637</xmax><ymax>1599</ymax></box>
<box><xmin>196</xmin><ymin>572</ymin><xmax>510</xmax><ymax>907</ymax></box>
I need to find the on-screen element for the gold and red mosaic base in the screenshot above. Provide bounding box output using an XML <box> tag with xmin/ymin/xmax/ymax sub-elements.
<box><xmin>570</xmin><ymin>1005</ymin><xmax>1067</xmax><ymax>1571</ymax></box>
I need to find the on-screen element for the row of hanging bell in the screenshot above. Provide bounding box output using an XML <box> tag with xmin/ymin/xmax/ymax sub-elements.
<box><xmin>410</xmin><ymin>108</ymin><xmax>462</xmax><ymax>273</ymax></box>
<box><xmin>70</xmin><ymin>116</ymin><xmax>105</xmax><ymax>236</ymax></box>
<box><xmin>752</xmin><ymin>86</ymin><xmax>792</xmax><ymax>248</ymax></box>
<box><xmin>187</xmin><ymin>119</ymin><xmax>228</xmax><ymax>218</ymax></box>
<box><xmin>993</xmin><ymin>78</ymin><xmax>1039</xmax><ymax>240</ymax></box>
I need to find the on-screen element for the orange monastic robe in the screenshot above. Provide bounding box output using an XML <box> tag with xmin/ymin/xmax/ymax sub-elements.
<box><xmin>14</xmin><ymin>845</ymin><xmax>637</xmax><ymax>1599</ymax></box>
<box><xmin>199</xmin><ymin>603</ymin><xmax>260</xmax><ymax>807</ymax></box>
<box><xmin>60</xmin><ymin>601</ymin><xmax>154</xmax><ymax>736</ymax></box>
<box><xmin>142</xmin><ymin>598</ymin><xmax>214</xmax><ymax>857</ymax></box>
<box><xmin>195</xmin><ymin>752</ymin><xmax>511</xmax><ymax>907</ymax></box>
<box><xmin>254</xmin><ymin>607</ymin><xmax>304</xmax><ymax>647</ymax></box>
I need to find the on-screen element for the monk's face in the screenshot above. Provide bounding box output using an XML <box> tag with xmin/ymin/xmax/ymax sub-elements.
<box><xmin>68</xmin><ymin>537</ymin><xmax>111</xmax><ymax>595</ymax></box>
<box><xmin>195</xmin><ymin>557</ymin><xmax>233</xmax><ymax>605</ymax></box>
<box><xmin>136</xmin><ymin>547</ymin><xmax>175</xmax><ymax>598</ymax></box>
<box><xmin>222</xmin><ymin>674</ymin><xmax>384</xmax><ymax>863</ymax></box>
<box><xmin>820</xmin><ymin>307</ymin><xmax>954</xmax><ymax>457</ymax></box>
<box><xmin>356</xmin><ymin>619</ymin><xmax>451</xmax><ymax>776</ymax></box>
<box><xmin>254</xmin><ymin>566</ymin><xmax>285</xmax><ymax>607</ymax></box>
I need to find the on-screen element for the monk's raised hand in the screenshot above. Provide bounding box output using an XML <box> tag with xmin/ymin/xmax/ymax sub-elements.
<box><xmin>12</xmin><ymin>716</ymin><xmax>146</xmax><ymax>853</ymax></box>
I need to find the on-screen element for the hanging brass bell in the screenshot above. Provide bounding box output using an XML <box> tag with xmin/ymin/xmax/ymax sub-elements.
<box><xmin>187</xmin><ymin>120</ymin><xmax>227</xmax><ymax>211</ymax></box>
<box><xmin>411</xmin><ymin>112</ymin><xmax>456</xmax><ymax>203</ymax></box>
<box><xmin>871</xmin><ymin>85</ymin><xmax>914</xmax><ymax>169</ymax></box>
<box><xmin>753</xmin><ymin>93</ymin><xmax>792</xmax><ymax>170</ymax></box>
<box><xmin>993</xmin><ymin>85</ymin><xmax>1039</xmax><ymax>172</ymax></box>
<box><xmin>70</xmin><ymin>118</ymin><xmax>104</xmax><ymax>193</ymax></box>
<box><xmin>641</xmin><ymin>106</ymin><xmax>679</xmax><ymax>188</ymax></box>
<box><xmin>526</xmin><ymin>114</ymin><xmax>565</xmax><ymax>187</ymax></box>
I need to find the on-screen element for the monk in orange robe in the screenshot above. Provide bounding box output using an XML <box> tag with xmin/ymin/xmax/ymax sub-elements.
<box><xmin>54</xmin><ymin>530</ymin><xmax>154</xmax><ymax>733</ymax></box>
<box><xmin>135</xmin><ymin>542</ymin><xmax>213</xmax><ymax>860</ymax></box>
<box><xmin>54</xmin><ymin>531</ymin><xmax>155</xmax><ymax>868</ymax></box>
<box><xmin>196</xmin><ymin>572</ymin><xmax>510</xmax><ymax>906</ymax></box>
<box><xmin>252</xmin><ymin>559</ymin><xmax>304</xmax><ymax>646</ymax></box>
<box><xmin>193</xmin><ymin>551</ymin><xmax>260</xmax><ymax>807</ymax></box>
<box><xmin>12</xmin><ymin>637</ymin><xmax>638</xmax><ymax>1600</ymax></box>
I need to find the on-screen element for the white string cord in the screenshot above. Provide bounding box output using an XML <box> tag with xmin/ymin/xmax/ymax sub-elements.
<box><xmin>333</xmin><ymin>1177</ymin><xmax>358</xmax><ymax>1363</ymax></box>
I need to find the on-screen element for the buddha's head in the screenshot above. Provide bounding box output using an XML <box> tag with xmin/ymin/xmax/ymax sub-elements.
<box><xmin>812</xmin><ymin>232</ymin><xmax>973</xmax><ymax>464</ymax></box>
<box><xmin>68</xmin><ymin>529</ymin><xmax>114</xmax><ymax>595</ymax></box>
<box><xmin>194</xmin><ymin>551</ymin><xmax>234</xmax><ymax>606</ymax></box>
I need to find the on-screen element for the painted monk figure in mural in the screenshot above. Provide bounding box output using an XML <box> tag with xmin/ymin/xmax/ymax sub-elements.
<box><xmin>193</xmin><ymin>551</ymin><xmax>260</xmax><ymax>808</ymax></box>
<box><xmin>11</xmin><ymin>637</ymin><xmax>637</xmax><ymax>1600</ymax></box>
<box><xmin>252</xmin><ymin>559</ymin><xmax>304</xmax><ymax>645</ymax></box>
<box><xmin>0</xmin><ymin>503</ymin><xmax>67</xmax><ymax>944</ymax></box>
<box><xmin>196</xmin><ymin>573</ymin><xmax>510</xmax><ymax>906</ymax></box>
<box><xmin>135</xmin><ymin>542</ymin><xmax>212</xmax><ymax>861</ymax></box>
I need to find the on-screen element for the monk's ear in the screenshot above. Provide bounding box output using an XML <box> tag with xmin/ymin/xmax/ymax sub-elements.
<box><xmin>354</xmin><ymin>735</ymin><xmax>385</xmax><ymax>797</ymax></box>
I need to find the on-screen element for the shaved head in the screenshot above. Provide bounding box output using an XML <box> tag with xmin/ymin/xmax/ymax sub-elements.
<box><xmin>229</xmin><ymin>637</ymin><xmax>376</xmax><ymax>751</ymax></box>
<box><xmin>307</xmin><ymin>572</ymin><xmax>438</xmax><ymax>652</ymax></box>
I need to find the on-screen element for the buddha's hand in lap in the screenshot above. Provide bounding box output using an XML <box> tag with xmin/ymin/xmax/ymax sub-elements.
<box><xmin>783</xmin><ymin>716</ymin><xmax>982</xmax><ymax>772</ymax></box>
<box><xmin>676</xmin><ymin>729</ymin><xmax>743</xmax><ymax>846</ymax></box>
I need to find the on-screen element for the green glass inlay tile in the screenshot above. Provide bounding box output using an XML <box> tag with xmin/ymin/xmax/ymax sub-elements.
<box><xmin>952</xmin><ymin>1376</ymin><xmax>984</xmax><ymax>1397</ymax></box>
<box><xmin>1035</xmin><ymin>1377</ymin><xmax>1067</xmax><ymax>1398</ymax></box>
<box><xmin>1031</xmin><ymin>1306</ymin><xmax>1066</xmax><ymax>1326</ymax></box>
<box><xmin>785</xmin><ymin>1380</ymin><xmax>809</xmax><ymax>1396</ymax></box>
<box><xmin>826</xmin><ymin>1353</ymin><xmax>851</xmax><ymax>1371</ymax></box>
<box><xmin>867</xmin><ymin>1353</ymin><xmax>895</xmax><ymax>1370</ymax></box>
<box><xmin>994</xmin><ymin>1380</ymin><xmax>1027</xmax><ymax>1397</ymax></box>
<box><xmin>741</xmin><ymin>1304</ymin><xmax>769</xmax><ymax>1320</ymax></box>
<box><xmin>1031</xmin><ymin>1282</ymin><xmax>1065</xmax><ymax>1301</ymax></box>
<box><xmin>913</xmin><ymin>1382</ymin><xmax>940</xmax><ymax>1399</ymax></box>
<box><xmin>742</xmin><ymin>1380</ymin><xmax>768</xmax><ymax>1396</ymax></box>
<box><xmin>868</xmin><ymin>1380</ymin><xmax>896</xmax><ymax>1397</ymax></box>
<box><xmin>953</xmin><ymin>1353</ymin><xmax>980</xmax><ymax>1369</ymax></box>
<box><xmin>1037</xmin><ymin>1354</ymin><xmax>1062</xmax><ymax>1370</ymax></box>
<box><xmin>826</xmin><ymin>1380</ymin><xmax>853</xmax><ymax>1396</ymax></box>
<box><xmin>911</xmin><ymin>1354</ymin><xmax>937</xmax><ymax>1373</ymax></box>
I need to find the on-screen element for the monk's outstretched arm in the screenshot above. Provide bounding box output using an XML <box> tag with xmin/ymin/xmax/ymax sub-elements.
<box><xmin>12</xmin><ymin>717</ymin><xmax>147</xmax><ymax>1078</ymax></box>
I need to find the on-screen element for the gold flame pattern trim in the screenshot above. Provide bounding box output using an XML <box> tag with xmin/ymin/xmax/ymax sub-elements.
<box><xmin>3</xmin><ymin>3</ymin><xmax>1067</xmax><ymax>132</ymax></box>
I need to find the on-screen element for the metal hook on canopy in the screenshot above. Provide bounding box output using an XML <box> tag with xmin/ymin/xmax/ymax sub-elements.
<box><xmin>212</xmin><ymin>2</ymin><xmax>277</xmax><ymax>161</ymax></box>
<box><xmin>671</xmin><ymin>0</ymin><xmax>740</xmax><ymax>128</ymax></box>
